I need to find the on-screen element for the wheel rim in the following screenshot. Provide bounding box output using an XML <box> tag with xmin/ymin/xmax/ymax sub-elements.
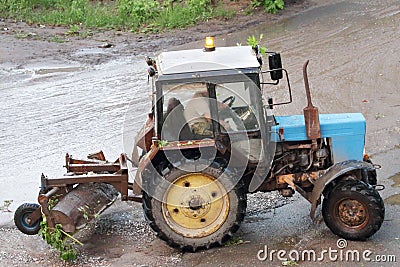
<box><xmin>162</xmin><ymin>173</ymin><xmax>230</xmax><ymax>238</ymax></box>
<box><xmin>336</xmin><ymin>199</ymin><xmax>369</xmax><ymax>229</ymax></box>
<box><xmin>21</xmin><ymin>212</ymin><xmax>39</xmax><ymax>231</ymax></box>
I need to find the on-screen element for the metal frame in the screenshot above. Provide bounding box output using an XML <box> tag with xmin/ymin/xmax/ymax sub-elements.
<box><xmin>260</xmin><ymin>68</ymin><xmax>293</xmax><ymax>106</ymax></box>
<box><xmin>28</xmin><ymin>151</ymin><xmax>141</xmax><ymax>230</ymax></box>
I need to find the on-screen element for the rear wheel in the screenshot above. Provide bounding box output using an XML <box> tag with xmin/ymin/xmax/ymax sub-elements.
<box><xmin>142</xmin><ymin>162</ymin><xmax>246</xmax><ymax>251</ymax></box>
<box><xmin>322</xmin><ymin>179</ymin><xmax>384</xmax><ymax>240</ymax></box>
<box><xmin>14</xmin><ymin>203</ymin><xmax>42</xmax><ymax>235</ymax></box>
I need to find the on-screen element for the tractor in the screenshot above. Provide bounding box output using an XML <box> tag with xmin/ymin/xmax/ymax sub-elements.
<box><xmin>15</xmin><ymin>37</ymin><xmax>384</xmax><ymax>252</ymax></box>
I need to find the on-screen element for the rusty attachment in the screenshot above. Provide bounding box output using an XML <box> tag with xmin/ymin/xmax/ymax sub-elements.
<box><xmin>302</xmin><ymin>60</ymin><xmax>321</xmax><ymax>140</ymax></box>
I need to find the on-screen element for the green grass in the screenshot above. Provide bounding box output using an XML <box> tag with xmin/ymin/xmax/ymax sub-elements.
<box><xmin>0</xmin><ymin>0</ymin><xmax>285</xmax><ymax>33</ymax></box>
<box><xmin>0</xmin><ymin>0</ymin><xmax>239</xmax><ymax>32</ymax></box>
<box><xmin>153</xmin><ymin>2</ymin><xmax>212</xmax><ymax>30</ymax></box>
<box><xmin>251</xmin><ymin>0</ymin><xmax>285</xmax><ymax>14</ymax></box>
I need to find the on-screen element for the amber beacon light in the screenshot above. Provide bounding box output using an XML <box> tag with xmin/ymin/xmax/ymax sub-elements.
<box><xmin>204</xmin><ymin>36</ymin><xmax>216</xmax><ymax>51</ymax></box>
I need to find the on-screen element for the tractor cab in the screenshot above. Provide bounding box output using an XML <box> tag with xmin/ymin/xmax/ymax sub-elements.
<box><xmin>143</xmin><ymin>37</ymin><xmax>286</xmax><ymax>168</ymax></box>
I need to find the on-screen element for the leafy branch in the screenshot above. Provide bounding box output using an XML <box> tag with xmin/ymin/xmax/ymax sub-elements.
<box><xmin>39</xmin><ymin>195</ymin><xmax>83</xmax><ymax>261</ymax></box>
<box><xmin>252</xmin><ymin>0</ymin><xmax>285</xmax><ymax>14</ymax></box>
<box><xmin>247</xmin><ymin>34</ymin><xmax>267</xmax><ymax>55</ymax></box>
<box><xmin>39</xmin><ymin>218</ymin><xmax>80</xmax><ymax>261</ymax></box>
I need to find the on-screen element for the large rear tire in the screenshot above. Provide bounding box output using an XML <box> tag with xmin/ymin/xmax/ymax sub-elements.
<box><xmin>322</xmin><ymin>179</ymin><xmax>384</xmax><ymax>240</ymax></box>
<box><xmin>142</xmin><ymin>162</ymin><xmax>246</xmax><ymax>251</ymax></box>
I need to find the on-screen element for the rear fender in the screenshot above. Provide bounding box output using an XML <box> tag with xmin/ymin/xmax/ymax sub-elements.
<box><xmin>132</xmin><ymin>146</ymin><xmax>160</xmax><ymax>195</ymax></box>
<box><xmin>310</xmin><ymin>160</ymin><xmax>375</xmax><ymax>219</ymax></box>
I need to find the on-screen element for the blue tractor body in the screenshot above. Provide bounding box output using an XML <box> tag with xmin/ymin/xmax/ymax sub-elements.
<box><xmin>273</xmin><ymin>113</ymin><xmax>366</xmax><ymax>163</ymax></box>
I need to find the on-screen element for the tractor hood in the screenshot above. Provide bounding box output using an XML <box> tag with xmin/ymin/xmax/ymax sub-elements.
<box><xmin>271</xmin><ymin>113</ymin><xmax>366</xmax><ymax>163</ymax></box>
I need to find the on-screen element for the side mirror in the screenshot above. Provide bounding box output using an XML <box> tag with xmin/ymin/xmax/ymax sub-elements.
<box><xmin>268</xmin><ymin>53</ymin><xmax>283</xmax><ymax>80</ymax></box>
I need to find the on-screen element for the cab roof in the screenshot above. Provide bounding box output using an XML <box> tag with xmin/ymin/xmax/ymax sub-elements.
<box><xmin>157</xmin><ymin>46</ymin><xmax>260</xmax><ymax>76</ymax></box>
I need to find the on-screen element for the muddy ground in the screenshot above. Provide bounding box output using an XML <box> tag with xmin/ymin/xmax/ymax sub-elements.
<box><xmin>1</xmin><ymin>0</ymin><xmax>400</xmax><ymax>266</ymax></box>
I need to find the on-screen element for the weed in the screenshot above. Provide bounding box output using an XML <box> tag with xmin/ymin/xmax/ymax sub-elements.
<box><xmin>251</xmin><ymin>0</ymin><xmax>285</xmax><ymax>14</ymax></box>
<box><xmin>39</xmin><ymin>194</ymin><xmax>83</xmax><ymax>261</ymax></box>
<box><xmin>48</xmin><ymin>35</ymin><xmax>66</xmax><ymax>43</ymax></box>
<box><xmin>14</xmin><ymin>31</ymin><xmax>40</xmax><ymax>40</ymax></box>
<box><xmin>153</xmin><ymin>0</ymin><xmax>213</xmax><ymax>30</ymax></box>
<box><xmin>39</xmin><ymin>220</ymin><xmax>80</xmax><ymax>261</ymax></box>
<box><xmin>78</xmin><ymin>205</ymin><xmax>90</xmax><ymax>220</ymax></box>
<box><xmin>157</xmin><ymin>140</ymin><xmax>169</xmax><ymax>147</ymax></box>
<box><xmin>224</xmin><ymin>236</ymin><xmax>245</xmax><ymax>246</ymax></box>
<box><xmin>282</xmin><ymin>260</ymin><xmax>298</xmax><ymax>266</ymax></box>
<box><xmin>247</xmin><ymin>34</ymin><xmax>267</xmax><ymax>55</ymax></box>
<box><xmin>47</xmin><ymin>194</ymin><xmax>61</xmax><ymax>209</ymax></box>
<box><xmin>118</xmin><ymin>0</ymin><xmax>160</xmax><ymax>24</ymax></box>
<box><xmin>1</xmin><ymin>200</ymin><xmax>13</xmax><ymax>212</ymax></box>
<box><xmin>213</xmin><ymin>3</ymin><xmax>236</xmax><ymax>19</ymax></box>
<box><xmin>65</xmin><ymin>25</ymin><xmax>80</xmax><ymax>35</ymax></box>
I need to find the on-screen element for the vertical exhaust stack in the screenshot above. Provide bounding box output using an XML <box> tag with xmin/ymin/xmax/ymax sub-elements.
<box><xmin>303</xmin><ymin>60</ymin><xmax>321</xmax><ymax>140</ymax></box>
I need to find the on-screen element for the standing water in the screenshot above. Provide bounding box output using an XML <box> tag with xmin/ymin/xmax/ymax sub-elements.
<box><xmin>0</xmin><ymin>56</ymin><xmax>150</xmax><ymax>223</ymax></box>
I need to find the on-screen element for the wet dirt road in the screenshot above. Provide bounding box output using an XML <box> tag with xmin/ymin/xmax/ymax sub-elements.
<box><xmin>1</xmin><ymin>0</ymin><xmax>399</xmax><ymax>266</ymax></box>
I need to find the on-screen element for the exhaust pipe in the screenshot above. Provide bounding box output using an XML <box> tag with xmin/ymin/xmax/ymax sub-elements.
<box><xmin>303</xmin><ymin>60</ymin><xmax>321</xmax><ymax>140</ymax></box>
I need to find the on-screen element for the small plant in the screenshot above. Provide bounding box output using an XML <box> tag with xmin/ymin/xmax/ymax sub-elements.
<box><xmin>251</xmin><ymin>0</ymin><xmax>285</xmax><ymax>14</ymax></box>
<box><xmin>39</xmin><ymin>194</ymin><xmax>82</xmax><ymax>261</ymax></box>
<box><xmin>213</xmin><ymin>3</ymin><xmax>236</xmax><ymax>19</ymax></box>
<box><xmin>14</xmin><ymin>31</ymin><xmax>39</xmax><ymax>40</ymax></box>
<box><xmin>224</xmin><ymin>236</ymin><xmax>245</xmax><ymax>246</ymax></box>
<box><xmin>247</xmin><ymin>34</ymin><xmax>267</xmax><ymax>55</ymax></box>
<box><xmin>65</xmin><ymin>25</ymin><xmax>80</xmax><ymax>35</ymax></box>
<box><xmin>78</xmin><ymin>205</ymin><xmax>90</xmax><ymax>220</ymax></box>
<box><xmin>118</xmin><ymin>0</ymin><xmax>160</xmax><ymax>27</ymax></box>
<box><xmin>158</xmin><ymin>140</ymin><xmax>169</xmax><ymax>147</ymax></box>
<box><xmin>48</xmin><ymin>35</ymin><xmax>66</xmax><ymax>43</ymax></box>
<box><xmin>153</xmin><ymin>0</ymin><xmax>213</xmax><ymax>30</ymax></box>
<box><xmin>1</xmin><ymin>200</ymin><xmax>13</xmax><ymax>212</ymax></box>
<box><xmin>39</xmin><ymin>218</ymin><xmax>82</xmax><ymax>261</ymax></box>
<box><xmin>47</xmin><ymin>195</ymin><xmax>61</xmax><ymax>210</ymax></box>
<box><xmin>265</xmin><ymin>0</ymin><xmax>284</xmax><ymax>14</ymax></box>
<box><xmin>282</xmin><ymin>260</ymin><xmax>298</xmax><ymax>266</ymax></box>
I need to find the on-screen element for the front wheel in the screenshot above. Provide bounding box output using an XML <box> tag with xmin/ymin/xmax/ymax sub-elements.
<box><xmin>322</xmin><ymin>179</ymin><xmax>384</xmax><ymax>240</ymax></box>
<box><xmin>142</xmin><ymin>162</ymin><xmax>246</xmax><ymax>251</ymax></box>
<box><xmin>14</xmin><ymin>203</ymin><xmax>42</xmax><ymax>235</ymax></box>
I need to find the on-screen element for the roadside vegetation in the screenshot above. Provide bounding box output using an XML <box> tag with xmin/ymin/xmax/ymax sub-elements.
<box><xmin>0</xmin><ymin>0</ymin><xmax>284</xmax><ymax>33</ymax></box>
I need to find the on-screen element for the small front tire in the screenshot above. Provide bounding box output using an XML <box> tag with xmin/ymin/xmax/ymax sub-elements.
<box><xmin>14</xmin><ymin>203</ymin><xmax>42</xmax><ymax>235</ymax></box>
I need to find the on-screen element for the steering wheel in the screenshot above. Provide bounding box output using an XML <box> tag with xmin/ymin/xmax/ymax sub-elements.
<box><xmin>222</xmin><ymin>96</ymin><xmax>236</xmax><ymax>107</ymax></box>
<box><xmin>218</xmin><ymin>105</ymin><xmax>246</xmax><ymax>131</ymax></box>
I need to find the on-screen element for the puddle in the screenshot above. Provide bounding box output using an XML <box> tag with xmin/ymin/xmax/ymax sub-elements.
<box><xmin>35</xmin><ymin>67</ymin><xmax>84</xmax><ymax>75</ymax></box>
<box><xmin>385</xmin><ymin>194</ymin><xmax>400</xmax><ymax>205</ymax></box>
<box><xmin>384</xmin><ymin>173</ymin><xmax>400</xmax><ymax>205</ymax></box>
<box><xmin>0</xmin><ymin>58</ymin><xmax>149</xmax><ymax>210</ymax></box>
<box><xmin>388</xmin><ymin>172</ymin><xmax>400</xmax><ymax>188</ymax></box>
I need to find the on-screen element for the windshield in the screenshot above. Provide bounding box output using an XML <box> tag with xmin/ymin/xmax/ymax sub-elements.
<box><xmin>159</xmin><ymin>79</ymin><xmax>262</xmax><ymax>141</ymax></box>
<box><xmin>215</xmin><ymin>81</ymin><xmax>260</xmax><ymax>133</ymax></box>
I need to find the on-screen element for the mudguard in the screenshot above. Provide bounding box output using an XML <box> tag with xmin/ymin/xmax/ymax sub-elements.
<box><xmin>310</xmin><ymin>160</ymin><xmax>375</xmax><ymax>219</ymax></box>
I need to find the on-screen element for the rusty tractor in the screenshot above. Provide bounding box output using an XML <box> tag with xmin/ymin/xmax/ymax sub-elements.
<box><xmin>15</xmin><ymin>37</ymin><xmax>384</xmax><ymax>252</ymax></box>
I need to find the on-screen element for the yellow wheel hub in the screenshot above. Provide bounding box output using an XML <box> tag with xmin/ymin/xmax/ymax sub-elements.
<box><xmin>162</xmin><ymin>173</ymin><xmax>230</xmax><ymax>238</ymax></box>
